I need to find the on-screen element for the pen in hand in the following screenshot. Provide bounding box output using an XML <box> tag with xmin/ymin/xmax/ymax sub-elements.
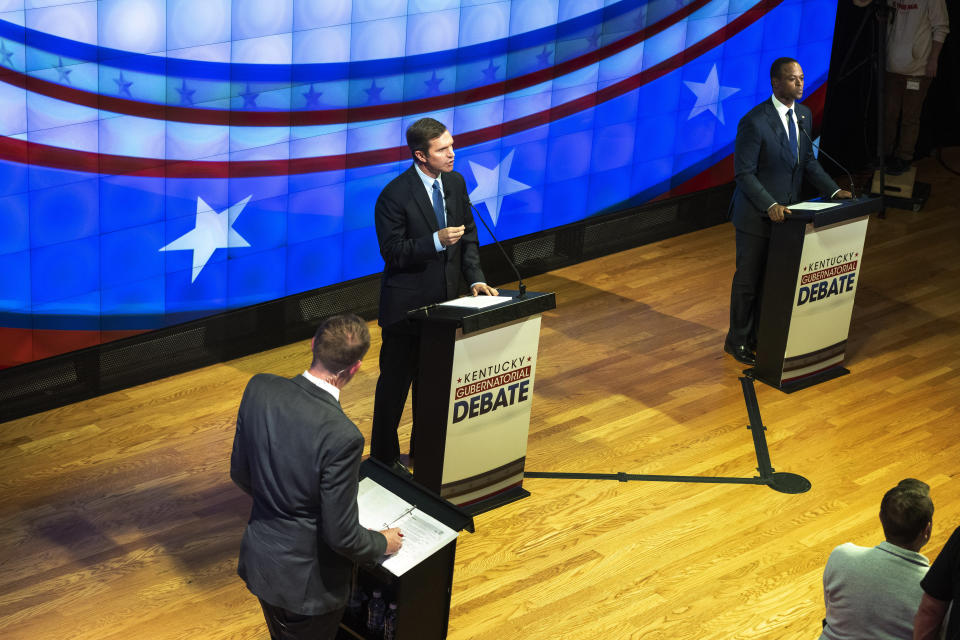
<box><xmin>380</xmin><ymin>527</ymin><xmax>403</xmax><ymax>555</ymax></box>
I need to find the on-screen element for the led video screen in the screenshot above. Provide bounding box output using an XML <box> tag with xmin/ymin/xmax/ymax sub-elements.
<box><xmin>0</xmin><ymin>0</ymin><xmax>838</xmax><ymax>368</ymax></box>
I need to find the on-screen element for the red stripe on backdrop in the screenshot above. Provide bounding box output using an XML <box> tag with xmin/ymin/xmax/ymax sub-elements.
<box><xmin>0</xmin><ymin>0</ymin><xmax>784</xmax><ymax>179</ymax></box>
<box><xmin>0</xmin><ymin>327</ymin><xmax>149</xmax><ymax>370</ymax></box>
<box><xmin>0</xmin><ymin>0</ymin><xmax>716</xmax><ymax>127</ymax></box>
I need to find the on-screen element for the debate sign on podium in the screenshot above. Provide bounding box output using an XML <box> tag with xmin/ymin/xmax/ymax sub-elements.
<box><xmin>749</xmin><ymin>196</ymin><xmax>882</xmax><ymax>391</ymax></box>
<box><xmin>408</xmin><ymin>290</ymin><xmax>555</xmax><ymax>515</ymax></box>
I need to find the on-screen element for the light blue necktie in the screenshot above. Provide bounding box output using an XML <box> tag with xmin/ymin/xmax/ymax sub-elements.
<box><xmin>431</xmin><ymin>180</ymin><xmax>446</xmax><ymax>229</ymax></box>
<box><xmin>787</xmin><ymin>109</ymin><xmax>798</xmax><ymax>164</ymax></box>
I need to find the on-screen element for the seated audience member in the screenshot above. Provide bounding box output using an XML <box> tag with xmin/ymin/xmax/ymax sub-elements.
<box><xmin>914</xmin><ymin>524</ymin><xmax>959</xmax><ymax>640</ymax></box>
<box><xmin>818</xmin><ymin>479</ymin><xmax>934</xmax><ymax>640</ymax></box>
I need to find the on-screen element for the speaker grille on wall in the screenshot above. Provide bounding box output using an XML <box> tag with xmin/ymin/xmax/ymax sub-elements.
<box><xmin>0</xmin><ymin>361</ymin><xmax>79</xmax><ymax>406</ymax></box>
<box><xmin>583</xmin><ymin>203</ymin><xmax>673</xmax><ymax>253</ymax></box>
<box><xmin>512</xmin><ymin>234</ymin><xmax>557</xmax><ymax>265</ymax></box>
<box><xmin>297</xmin><ymin>277</ymin><xmax>380</xmax><ymax>324</ymax></box>
<box><xmin>99</xmin><ymin>327</ymin><xmax>209</xmax><ymax>382</ymax></box>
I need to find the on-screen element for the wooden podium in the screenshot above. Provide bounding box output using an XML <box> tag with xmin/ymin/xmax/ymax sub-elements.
<box><xmin>749</xmin><ymin>196</ymin><xmax>882</xmax><ymax>392</ymax></box>
<box><xmin>338</xmin><ymin>458</ymin><xmax>474</xmax><ymax>640</ymax></box>
<box><xmin>407</xmin><ymin>290</ymin><xmax>556</xmax><ymax>515</ymax></box>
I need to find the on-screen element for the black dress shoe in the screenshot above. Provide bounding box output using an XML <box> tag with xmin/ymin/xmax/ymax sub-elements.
<box><xmin>724</xmin><ymin>342</ymin><xmax>756</xmax><ymax>366</ymax></box>
<box><xmin>390</xmin><ymin>459</ymin><xmax>413</xmax><ymax>478</ymax></box>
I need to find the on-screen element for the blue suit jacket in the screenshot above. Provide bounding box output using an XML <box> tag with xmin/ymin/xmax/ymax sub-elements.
<box><xmin>374</xmin><ymin>165</ymin><xmax>485</xmax><ymax>329</ymax></box>
<box><xmin>231</xmin><ymin>374</ymin><xmax>386</xmax><ymax>615</ymax></box>
<box><xmin>729</xmin><ymin>99</ymin><xmax>839</xmax><ymax>237</ymax></box>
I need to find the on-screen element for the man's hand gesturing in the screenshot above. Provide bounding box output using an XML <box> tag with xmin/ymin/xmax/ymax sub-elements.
<box><xmin>438</xmin><ymin>225</ymin><xmax>465</xmax><ymax>247</ymax></box>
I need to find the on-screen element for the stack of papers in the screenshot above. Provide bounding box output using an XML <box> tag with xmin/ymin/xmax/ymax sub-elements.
<box><xmin>789</xmin><ymin>201</ymin><xmax>842</xmax><ymax>211</ymax></box>
<box><xmin>438</xmin><ymin>295</ymin><xmax>512</xmax><ymax>309</ymax></box>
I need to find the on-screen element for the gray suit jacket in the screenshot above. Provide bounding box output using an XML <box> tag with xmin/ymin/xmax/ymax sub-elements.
<box><xmin>729</xmin><ymin>99</ymin><xmax>839</xmax><ymax>237</ymax></box>
<box><xmin>231</xmin><ymin>373</ymin><xmax>386</xmax><ymax>615</ymax></box>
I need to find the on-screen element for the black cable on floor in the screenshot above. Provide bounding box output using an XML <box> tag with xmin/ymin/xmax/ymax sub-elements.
<box><xmin>524</xmin><ymin>378</ymin><xmax>811</xmax><ymax>494</ymax></box>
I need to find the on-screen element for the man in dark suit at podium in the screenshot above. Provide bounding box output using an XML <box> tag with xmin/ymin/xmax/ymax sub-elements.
<box><xmin>231</xmin><ymin>314</ymin><xmax>403</xmax><ymax>640</ymax></box>
<box><xmin>725</xmin><ymin>57</ymin><xmax>852</xmax><ymax>366</ymax></box>
<box><xmin>372</xmin><ymin>118</ymin><xmax>498</xmax><ymax>472</ymax></box>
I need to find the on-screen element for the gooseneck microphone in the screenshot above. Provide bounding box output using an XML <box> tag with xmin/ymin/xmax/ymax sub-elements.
<box><xmin>462</xmin><ymin>194</ymin><xmax>526</xmax><ymax>298</ymax></box>
<box><xmin>798</xmin><ymin>113</ymin><xmax>858</xmax><ymax>199</ymax></box>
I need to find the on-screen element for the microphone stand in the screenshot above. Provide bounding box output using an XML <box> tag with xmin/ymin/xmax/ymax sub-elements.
<box><xmin>830</xmin><ymin>0</ymin><xmax>889</xmax><ymax>216</ymax></box>
<box><xmin>464</xmin><ymin>197</ymin><xmax>526</xmax><ymax>298</ymax></box>
<box><xmin>876</xmin><ymin>0</ymin><xmax>888</xmax><ymax>218</ymax></box>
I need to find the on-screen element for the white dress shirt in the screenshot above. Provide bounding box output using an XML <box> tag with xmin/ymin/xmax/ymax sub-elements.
<box><xmin>301</xmin><ymin>370</ymin><xmax>340</xmax><ymax>401</ymax></box>
<box><xmin>414</xmin><ymin>162</ymin><xmax>447</xmax><ymax>253</ymax></box>
<box><xmin>770</xmin><ymin>94</ymin><xmax>800</xmax><ymax>163</ymax></box>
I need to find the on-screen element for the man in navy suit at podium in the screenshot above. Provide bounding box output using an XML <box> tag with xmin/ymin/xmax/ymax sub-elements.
<box><xmin>725</xmin><ymin>58</ymin><xmax>852</xmax><ymax>366</ymax></box>
<box><xmin>372</xmin><ymin>118</ymin><xmax>498</xmax><ymax>473</ymax></box>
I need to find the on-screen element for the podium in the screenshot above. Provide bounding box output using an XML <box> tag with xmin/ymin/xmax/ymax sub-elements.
<box><xmin>749</xmin><ymin>196</ymin><xmax>882</xmax><ymax>392</ymax></box>
<box><xmin>408</xmin><ymin>290</ymin><xmax>556</xmax><ymax>515</ymax></box>
<box><xmin>338</xmin><ymin>458</ymin><xmax>474</xmax><ymax>640</ymax></box>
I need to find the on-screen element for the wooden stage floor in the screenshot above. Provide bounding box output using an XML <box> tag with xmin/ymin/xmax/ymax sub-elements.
<box><xmin>2</xmin><ymin>151</ymin><xmax>958</xmax><ymax>639</ymax></box>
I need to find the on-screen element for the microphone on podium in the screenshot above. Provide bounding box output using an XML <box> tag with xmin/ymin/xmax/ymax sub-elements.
<box><xmin>798</xmin><ymin>114</ymin><xmax>858</xmax><ymax>198</ymax></box>
<box><xmin>454</xmin><ymin>188</ymin><xmax>526</xmax><ymax>298</ymax></box>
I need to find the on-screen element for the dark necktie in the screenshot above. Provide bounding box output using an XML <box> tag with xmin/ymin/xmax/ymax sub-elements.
<box><xmin>787</xmin><ymin>109</ymin><xmax>798</xmax><ymax>164</ymax></box>
<box><xmin>431</xmin><ymin>180</ymin><xmax>445</xmax><ymax>229</ymax></box>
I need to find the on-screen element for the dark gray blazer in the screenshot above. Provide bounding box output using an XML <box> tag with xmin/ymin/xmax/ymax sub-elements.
<box><xmin>374</xmin><ymin>165</ymin><xmax>486</xmax><ymax>328</ymax></box>
<box><xmin>729</xmin><ymin>99</ymin><xmax>839</xmax><ymax>237</ymax></box>
<box><xmin>231</xmin><ymin>373</ymin><xmax>386</xmax><ymax>615</ymax></box>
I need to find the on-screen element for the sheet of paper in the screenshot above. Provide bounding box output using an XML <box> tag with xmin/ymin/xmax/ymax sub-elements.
<box><xmin>356</xmin><ymin>477</ymin><xmax>412</xmax><ymax>530</ymax></box>
<box><xmin>379</xmin><ymin>509</ymin><xmax>459</xmax><ymax>576</ymax></box>
<box><xmin>789</xmin><ymin>201</ymin><xmax>842</xmax><ymax>211</ymax></box>
<box><xmin>438</xmin><ymin>295</ymin><xmax>512</xmax><ymax>309</ymax></box>
<box><xmin>355</xmin><ymin>478</ymin><xmax>459</xmax><ymax>577</ymax></box>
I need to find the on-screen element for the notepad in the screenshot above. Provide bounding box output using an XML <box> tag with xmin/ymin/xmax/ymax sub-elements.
<box><xmin>789</xmin><ymin>201</ymin><xmax>842</xmax><ymax>211</ymax></box>
<box><xmin>438</xmin><ymin>295</ymin><xmax>512</xmax><ymax>309</ymax></box>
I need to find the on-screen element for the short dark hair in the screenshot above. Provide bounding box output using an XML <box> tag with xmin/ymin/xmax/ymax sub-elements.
<box><xmin>879</xmin><ymin>481</ymin><xmax>933</xmax><ymax>546</ymax></box>
<box><xmin>897</xmin><ymin>477</ymin><xmax>930</xmax><ymax>493</ymax></box>
<box><xmin>311</xmin><ymin>313</ymin><xmax>371</xmax><ymax>373</ymax></box>
<box><xmin>406</xmin><ymin>117</ymin><xmax>448</xmax><ymax>159</ymax></box>
<box><xmin>770</xmin><ymin>57</ymin><xmax>798</xmax><ymax>79</ymax></box>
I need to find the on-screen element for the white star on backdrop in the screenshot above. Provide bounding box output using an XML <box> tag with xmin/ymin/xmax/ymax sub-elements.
<box><xmin>683</xmin><ymin>64</ymin><xmax>739</xmax><ymax>125</ymax></box>
<box><xmin>160</xmin><ymin>195</ymin><xmax>252</xmax><ymax>282</ymax></box>
<box><xmin>467</xmin><ymin>149</ymin><xmax>531</xmax><ymax>225</ymax></box>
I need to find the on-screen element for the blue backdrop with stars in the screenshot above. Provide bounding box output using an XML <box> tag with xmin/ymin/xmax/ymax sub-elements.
<box><xmin>0</xmin><ymin>0</ymin><xmax>838</xmax><ymax>367</ymax></box>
